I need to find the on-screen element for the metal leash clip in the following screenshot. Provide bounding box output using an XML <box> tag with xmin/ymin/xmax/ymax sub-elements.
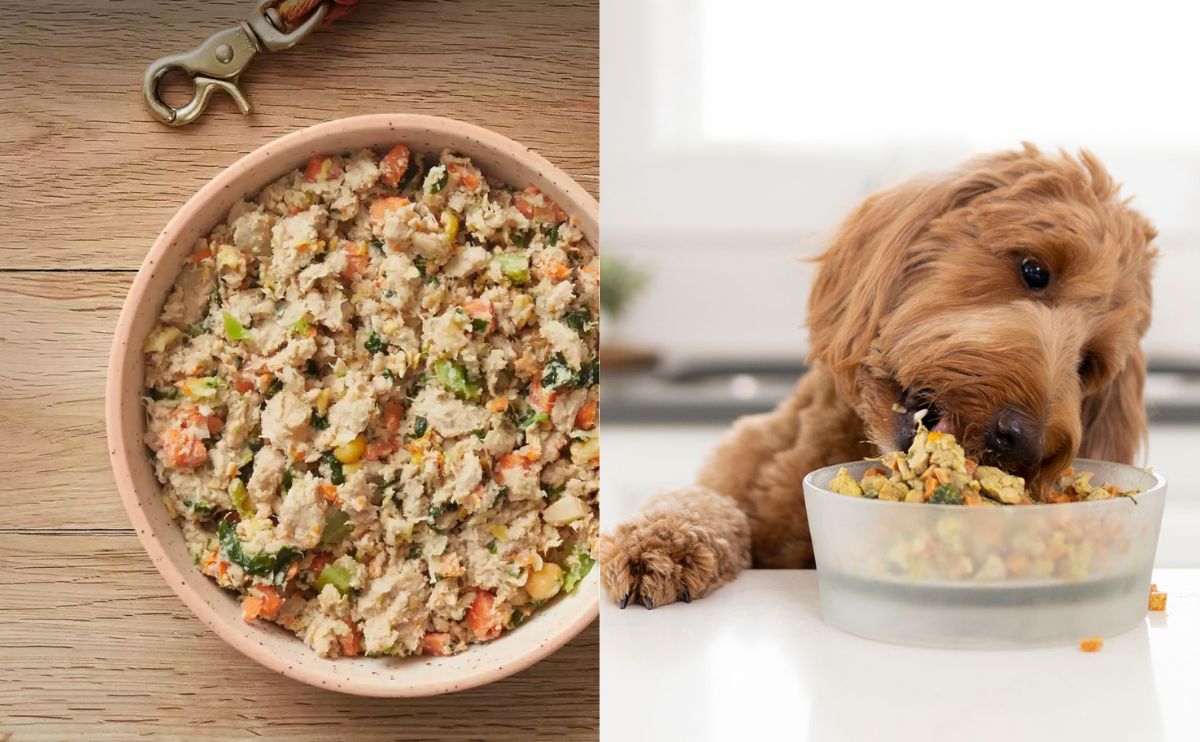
<box><xmin>143</xmin><ymin>0</ymin><xmax>329</xmax><ymax>126</ymax></box>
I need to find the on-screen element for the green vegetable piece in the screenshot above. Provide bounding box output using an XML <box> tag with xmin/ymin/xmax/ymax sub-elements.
<box><xmin>495</xmin><ymin>252</ymin><xmax>530</xmax><ymax>283</ymax></box>
<box><xmin>311</xmin><ymin>411</ymin><xmax>329</xmax><ymax>430</ymax></box>
<box><xmin>265</xmin><ymin>377</ymin><xmax>283</xmax><ymax>397</ymax></box>
<box><xmin>217</xmin><ymin>518</ymin><xmax>302</xmax><ymax>584</ymax></box>
<box><xmin>428</xmin><ymin>166</ymin><xmax>448</xmax><ymax>194</ymax></box>
<box><xmin>184</xmin><ymin>499</ymin><xmax>214</xmax><ymax>514</ymax></box>
<box><xmin>281</xmin><ymin>467</ymin><xmax>294</xmax><ymax>493</ymax></box>
<box><xmin>433</xmin><ymin>360</ymin><xmax>480</xmax><ymax>401</ymax></box>
<box><xmin>369</xmin><ymin>237</ymin><xmax>385</xmax><ymax>253</ymax></box>
<box><xmin>365</xmin><ymin>331</ymin><xmax>386</xmax><ymax>354</ymax></box>
<box><xmin>322</xmin><ymin>451</ymin><xmax>345</xmax><ymax>485</ymax></box>
<box><xmin>408</xmin><ymin>545</ymin><xmax>422</xmax><ymax>559</ymax></box>
<box><xmin>546</xmin><ymin>224</ymin><xmax>560</xmax><ymax>245</ymax></box>
<box><xmin>315</xmin><ymin>563</ymin><xmax>353</xmax><ymax>595</ymax></box>
<box><xmin>291</xmin><ymin>317</ymin><xmax>311</xmax><ymax>335</ymax></box>
<box><xmin>516</xmin><ymin>409</ymin><xmax>548</xmax><ymax>429</ymax></box>
<box><xmin>564</xmin><ymin>308</ymin><xmax>592</xmax><ymax>335</ymax></box>
<box><xmin>486</xmin><ymin>539</ymin><xmax>498</xmax><ymax>554</ymax></box>
<box><xmin>471</xmin><ymin>318</ymin><xmax>490</xmax><ymax>333</ymax></box>
<box><xmin>320</xmin><ymin>509</ymin><xmax>354</xmax><ymax>545</ymax></box>
<box><xmin>510</xmin><ymin>229</ymin><xmax>532</xmax><ymax>249</ymax></box>
<box><xmin>223</xmin><ymin>311</ymin><xmax>249</xmax><ymax>341</ymax></box>
<box><xmin>863</xmin><ymin>489</ymin><xmax>880</xmax><ymax>500</ymax></box>
<box><xmin>146</xmin><ymin>387</ymin><xmax>179</xmax><ymax>401</ymax></box>
<box><xmin>414</xmin><ymin>416</ymin><xmax>428</xmax><ymax>438</ymax></box>
<box><xmin>541</xmin><ymin>356</ymin><xmax>576</xmax><ymax>390</ymax></box>
<box><xmin>561</xmin><ymin>545</ymin><xmax>595</xmax><ymax>594</ymax></box>
<box><xmin>229</xmin><ymin>479</ymin><xmax>254</xmax><ymax>519</ymax></box>
<box><xmin>413</xmin><ymin>255</ymin><xmax>427</xmax><ymax>277</ymax></box>
<box><xmin>930</xmin><ymin>483</ymin><xmax>963</xmax><ymax>505</ymax></box>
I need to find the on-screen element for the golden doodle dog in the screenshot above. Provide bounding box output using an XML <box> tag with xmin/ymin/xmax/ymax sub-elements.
<box><xmin>600</xmin><ymin>145</ymin><xmax>1157</xmax><ymax>609</ymax></box>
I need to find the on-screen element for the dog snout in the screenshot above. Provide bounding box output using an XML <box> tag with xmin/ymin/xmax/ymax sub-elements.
<box><xmin>984</xmin><ymin>407</ymin><xmax>1043</xmax><ymax>470</ymax></box>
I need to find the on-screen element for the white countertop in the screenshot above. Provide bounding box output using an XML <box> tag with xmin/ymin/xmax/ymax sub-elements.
<box><xmin>601</xmin><ymin>569</ymin><xmax>1199</xmax><ymax>742</ymax></box>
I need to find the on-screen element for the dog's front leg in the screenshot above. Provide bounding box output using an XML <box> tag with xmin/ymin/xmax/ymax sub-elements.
<box><xmin>600</xmin><ymin>366</ymin><xmax>870</xmax><ymax>608</ymax></box>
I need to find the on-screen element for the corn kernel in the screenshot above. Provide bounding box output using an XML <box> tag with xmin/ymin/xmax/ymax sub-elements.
<box><xmin>488</xmin><ymin>524</ymin><xmax>509</xmax><ymax>542</ymax></box>
<box><xmin>443</xmin><ymin>212</ymin><xmax>460</xmax><ymax>242</ymax></box>
<box><xmin>144</xmin><ymin>326</ymin><xmax>182</xmax><ymax>353</ymax></box>
<box><xmin>315</xmin><ymin>389</ymin><xmax>332</xmax><ymax>415</ymax></box>
<box><xmin>333</xmin><ymin>435</ymin><xmax>366</xmax><ymax>464</ymax></box>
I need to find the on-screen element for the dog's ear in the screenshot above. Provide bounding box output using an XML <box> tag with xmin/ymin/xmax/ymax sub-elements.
<box><xmin>1079</xmin><ymin>347</ymin><xmax>1147</xmax><ymax>465</ymax></box>
<box><xmin>807</xmin><ymin>167</ymin><xmax>1001</xmax><ymax>394</ymax></box>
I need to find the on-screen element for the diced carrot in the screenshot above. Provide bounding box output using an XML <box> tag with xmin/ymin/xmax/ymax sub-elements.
<box><xmin>189</xmin><ymin>245</ymin><xmax>213</xmax><ymax>265</ymax></box>
<box><xmin>543</xmin><ymin>259</ymin><xmax>571</xmax><ymax>281</ymax></box>
<box><xmin>382</xmin><ymin>402</ymin><xmax>404</xmax><ymax>434</ymax></box>
<box><xmin>421</xmin><ymin>631</ymin><xmax>453</xmax><ymax>656</ymax></box>
<box><xmin>446</xmin><ymin>161</ymin><xmax>482</xmax><ymax>190</ymax></box>
<box><xmin>514</xmin><ymin>186</ymin><xmax>541</xmax><ymax>218</ymax></box>
<box><xmin>494</xmin><ymin>452</ymin><xmax>531</xmax><ymax>485</ymax></box>
<box><xmin>160</xmin><ymin>427</ymin><xmax>207</xmax><ymax>468</ymax></box>
<box><xmin>462</xmin><ymin>298</ymin><xmax>494</xmax><ymax>331</ymax></box>
<box><xmin>1079</xmin><ymin>636</ymin><xmax>1104</xmax><ymax>652</ymax></box>
<box><xmin>466</xmin><ymin>590</ymin><xmax>502</xmax><ymax>640</ymax></box>
<box><xmin>488</xmin><ymin>397</ymin><xmax>510</xmax><ymax>413</ymax></box>
<box><xmin>234</xmin><ymin>376</ymin><xmax>256</xmax><ymax>394</ymax></box>
<box><xmin>574</xmin><ymin>400</ymin><xmax>598</xmax><ymax>430</ymax></box>
<box><xmin>379</xmin><ymin>143</ymin><xmax>411</xmax><ymax>187</ymax></box>
<box><xmin>370</xmin><ymin>196</ymin><xmax>410</xmax><ymax>225</ymax></box>
<box><xmin>338</xmin><ymin>620</ymin><xmax>363</xmax><ymax>657</ymax></box>
<box><xmin>308</xmin><ymin>553</ymin><xmax>331</xmax><ymax>575</ymax></box>
<box><xmin>318</xmin><ymin>481</ymin><xmax>339</xmax><ymax>505</ymax></box>
<box><xmin>342</xmin><ymin>253</ymin><xmax>369</xmax><ymax>278</ymax></box>
<box><xmin>529</xmin><ymin>377</ymin><xmax>557</xmax><ymax>412</ymax></box>
<box><xmin>255</xmin><ymin>585</ymin><xmax>284</xmax><ymax>620</ymax></box>
<box><xmin>1149</xmin><ymin>590</ymin><xmax>1168</xmax><ymax>612</ymax></box>
<box><xmin>964</xmin><ymin>459</ymin><xmax>978</xmax><ymax>477</ymax></box>
<box><xmin>365</xmin><ymin>441</ymin><xmax>397</xmax><ymax>461</ymax></box>
<box><xmin>205</xmin><ymin>415</ymin><xmax>224</xmax><ymax>435</ymax></box>
<box><xmin>241</xmin><ymin>595</ymin><xmax>265</xmax><ymax>621</ymax></box>
<box><xmin>304</xmin><ymin>155</ymin><xmax>341</xmax><ymax>183</ymax></box>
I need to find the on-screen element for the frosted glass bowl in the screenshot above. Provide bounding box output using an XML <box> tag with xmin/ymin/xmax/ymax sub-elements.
<box><xmin>804</xmin><ymin>459</ymin><xmax>1166</xmax><ymax>649</ymax></box>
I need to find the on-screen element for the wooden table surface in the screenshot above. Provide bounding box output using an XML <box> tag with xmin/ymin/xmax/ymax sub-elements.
<box><xmin>0</xmin><ymin>2</ymin><xmax>598</xmax><ymax>739</ymax></box>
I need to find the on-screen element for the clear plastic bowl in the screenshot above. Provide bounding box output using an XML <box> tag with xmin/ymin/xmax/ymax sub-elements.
<box><xmin>804</xmin><ymin>459</ymin><xmax>1166</xmax><ymax>649</ymax></box>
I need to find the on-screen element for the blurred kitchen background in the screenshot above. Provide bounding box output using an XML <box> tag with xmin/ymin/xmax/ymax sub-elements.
<box><xmin>601</xmin><ymin>0</ymin><xmax>1200</xmax><ymax>565</ymax></box>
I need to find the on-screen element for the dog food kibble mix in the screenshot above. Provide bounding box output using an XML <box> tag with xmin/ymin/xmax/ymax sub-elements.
<box><xmin>142</xmin><ymin>146</ymin><xmax>599</xmax><ymax>658</ymax></box>
<box><xmin>826</xmin><ymin>419</ymin><xmax>1151</xmax><ymax>583</ymax></box>
<box><xmin>829</xmin><ymin>421</ymin><xmax>1140</xmax><ymax>506</ymax></box>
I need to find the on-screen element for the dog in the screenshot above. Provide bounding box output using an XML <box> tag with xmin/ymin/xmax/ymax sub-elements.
<box><xmin>600</xmin><ymin>144</ymin><xmax>1157</xmax><ymax>609</ymax></box>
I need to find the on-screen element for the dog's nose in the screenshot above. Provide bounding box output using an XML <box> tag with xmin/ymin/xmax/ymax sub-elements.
<box><xmin>985</xmin><ymin>408</ymin><xmax>1043</xmax><ymax>469</ymax></box>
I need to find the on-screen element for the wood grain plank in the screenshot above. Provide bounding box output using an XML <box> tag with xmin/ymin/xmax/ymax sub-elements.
<box><xmin>0</xmin><ymin>533</ymin><xmax>599</xmax><ymax>740</ymax></box>
<box><xmin>0</xmin><ymin>0</ymin><xmax>598</xmax><ymax>270</ymax></box>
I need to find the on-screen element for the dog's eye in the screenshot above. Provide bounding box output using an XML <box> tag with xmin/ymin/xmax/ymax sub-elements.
<box><xmin>1020</xmin><ymin>258</ymin><xmax>1051</xmax><ymax>290</ymax></box>
<box><xmin>1078</xmin><ymin>352</ymin><xmax>1097</xmax><ymax>379</ymax></box>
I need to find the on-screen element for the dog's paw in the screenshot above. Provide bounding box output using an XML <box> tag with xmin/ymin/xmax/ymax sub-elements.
<box><xmin>599</xmin><ymin>487</ymin><xmax>751</xmax><ymax>609</ymax></box>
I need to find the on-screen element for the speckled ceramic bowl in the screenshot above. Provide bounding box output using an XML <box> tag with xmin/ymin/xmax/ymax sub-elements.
<box><xmin>105</xmin><ymin>114</ymin><xmax>599</xmax><ymax>696</ymax></box>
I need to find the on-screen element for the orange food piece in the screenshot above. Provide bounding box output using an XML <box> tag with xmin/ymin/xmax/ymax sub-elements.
<box><xmin>494</xmin><ymin>452</ymin><xmax>530</xmax><ymax>484</ymax></box>
<box><xmin>447</xmin><ymin>161</ymin><xmax>482</xmax><ymax>190</ymax></box>
<box><xmin>382</xmin><ymin>402</ymin><xmax>404</xmax><ymax>435</ymax></box>
<box><xmin>466</xmin><ymin>590</ymin><xmax>502</xmax><ymax>640</ymax></box>
<box><xmin>253</xmin><ymin>585</ymin><xmax>284</xmax><ymax>620</ymax></box>
<box><xmin>529</xmin><ymin>377</ymin><xmax>557</xmax><ymax>412</ymax></box>
<box><xmin>1149</xmin><ymin>590</ymin><xmax>1168</xmax><ymax>612</ymax></box>
<box><xmin>421</xmin><ymin>631</ymin><xmax>453</xmax><ymax>656</ymax></box>
<box><xmin>462</xmin><ymin>298</ymin><xmax>495</xmax><ymax>331</ymax></box>
<box><xmin>342</xmin><ymin>253</ymin><xmax>369</xmax><ymax>278</ymax></box>
<box><xmin>369</xmin><ymin>196</ymin><xmax>410</xmax><ymax>225</ymax></box>
<box><xmin>240</xmin><ymin>595</ymin><xmax>264</xmax><ymax>622</ymax></box>
<box><xmin>379</xmin><ymin>143</ymin><xmax>411</xmax><ymax>187</ymax></box>
<box><xmin>365</xmin><ymin>441</ymin><xmax>397</xmax><ymax>461</ymax></box>
<box><xmin>234</xmin><ymin>375</ymin><xmax>257</xmax><ymax>394</ymax></box>
<box><xmin>514</xmin><ymin>185</ymin><xmax>542</xmax><ymax>218</ymax></box>
<box><xmin>487</xmin><ymin>397</ymin><xmax>510</xmax><ymax>413</ymax></box>
<box><xmin>338</xmin><ymin>620</ymin><xmax>363</xmax><ymax>657</ymax></box>
<box><xmin>1079</xmin><ymin>636</ymin><xmax>1104</xmax><ymax>652</ymax></box>
<box><xmin>304</xmin><ymin>154</ymin><xmax>341</xmax><ymax>183</ymax></box>
<box><xmin>574</xmin><ymin>400</ymin><xmax>598</xmax><ymax>430</ymax></box>
<box><xmin>189</xmin><ymin>245</ymin><xmax>213</xmax><ymax>265</ymax></box>
<box><xmin>1004</xmin><ymin>551</ymin><xmax>1031</xmax><ymax>577</ymax></box>
<box><xmin>160</xmin><ymin>427</ymin><xmax>207</xmax><ymax>468</ymax></box>
<box><xmin>205</xmin><ymin>415</ymin><xmax>224</xmax><ymax>435</ymax></box>
<box><xmin>318</xmin><ymin>481</ymin><xmax>339</xmax><ymax>505</ymax></box>
<box><xmin>964</xmin><ymin>459</ymin><xmax>978</xmax><ymax>477</ymax></box>
<box><xmin>543</xmin><ymin>259</ymin><xmax>571</xmax><ymax>281</ymax></box>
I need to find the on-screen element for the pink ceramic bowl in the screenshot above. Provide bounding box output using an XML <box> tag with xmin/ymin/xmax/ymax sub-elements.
<box><xmin>105</xmin><ymin>114</ymin><xmax>599</xmax><ymax>696</ymax></box>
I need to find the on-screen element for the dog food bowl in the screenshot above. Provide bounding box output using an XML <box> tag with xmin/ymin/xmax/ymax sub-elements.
<box><xmin>804</xmin><ymin>459</ymin><xmax>1166</xmax><ymax>649</ymax></box>
<box><xmin>106</xmin><ymin>114</ymin><xmax>599</xmax><ymax>696</ymax></box>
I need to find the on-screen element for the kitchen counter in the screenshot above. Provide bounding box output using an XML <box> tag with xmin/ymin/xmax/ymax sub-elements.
<box><xmin>601</xmin><ymin>569</ymin><xmax>1200</xmax><ymax>742</ymax></box>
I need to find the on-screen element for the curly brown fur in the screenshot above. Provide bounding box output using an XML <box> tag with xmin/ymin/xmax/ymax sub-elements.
<box><xmin>602</xmin><ymin>145</ymin><xmax>1157</xmax><ymax>607</ymax></box>
<box><xmin>599</xmin><ymin>486</ymin><xmax>751</xmax><ymax>609</ymax></box>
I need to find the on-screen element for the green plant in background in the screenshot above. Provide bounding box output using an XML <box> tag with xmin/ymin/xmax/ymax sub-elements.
<box><xmin>599</xmin><ymin>254</ymin><xmax>651</xmax><ymax>321</ymax></box>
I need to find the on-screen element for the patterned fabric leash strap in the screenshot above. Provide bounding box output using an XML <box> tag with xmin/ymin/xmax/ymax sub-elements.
<box><xmin>143</xmin><ymin>0</ymin><xmax>361</xmax><ymax>127</ymax></box>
